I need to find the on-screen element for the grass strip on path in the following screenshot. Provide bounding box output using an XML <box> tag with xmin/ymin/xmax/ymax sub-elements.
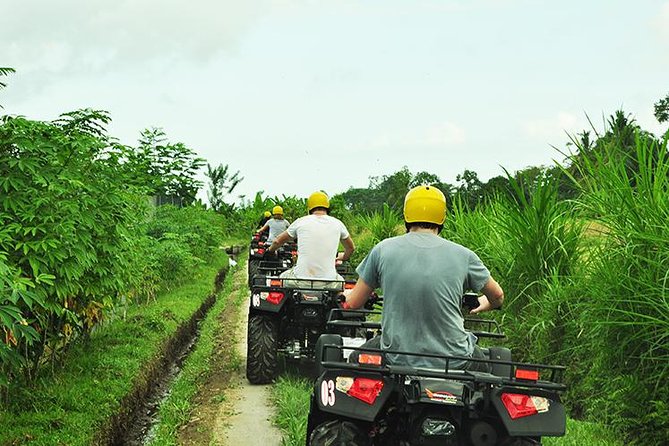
<box><xmin>0</xmin><ymin>251</ymin><xmax>228</xmax><ymax>446</ymax></box>
<box><xmin>147</xmin><ymin>257</ymin><xmax>248</xmax><ymax>445</ymax></box>
<box><xmin>270</xmin><ymin>376</ymin><xmax>622</xmax><ymax>446</ymax></box>
<box><xmin>271</xmin><ymin>375</ymin><xmax>312</xmax><ymax>446</ymax></box>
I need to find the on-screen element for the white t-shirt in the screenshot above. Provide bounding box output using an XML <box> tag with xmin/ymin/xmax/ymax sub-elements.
<box><xmin>286</xmin><ymin>214</ymin><xmax>350</xmax><ymax>280</ymax></box>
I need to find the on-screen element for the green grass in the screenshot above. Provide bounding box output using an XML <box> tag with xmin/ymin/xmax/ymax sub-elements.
<box><xmin>147</xmin><ymin>256</ymin><xmax>247</xmax><ymax>445</ymax></box>
<box><xmin>0</xmin><ymin>251</ymin><xmax>228</xmax><ymax>446</ymax></box>
<box><xmin>545</xmin><ymin>418</ymin><xmax>622</xmax><ymax>445</ymax></box>
<box><xmin>271</xmin><ymin>375</ymin><xmax>312</xmax><ymax>446</ymax></box>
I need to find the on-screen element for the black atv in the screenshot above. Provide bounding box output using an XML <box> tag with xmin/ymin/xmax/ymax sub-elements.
<box><xmin>245</xmin><ymin>275</ymin><xmax>363</xmax><ymax>385</ymax></box>
<box><xmin>247</xmin><ymin>232</ymin><xmax>297</xmax><ymax>287</ymax></box>
<box><xmin>306</xmin><ymin>297</ymin><xmax>567</xmax><ymax>446</ymax></box>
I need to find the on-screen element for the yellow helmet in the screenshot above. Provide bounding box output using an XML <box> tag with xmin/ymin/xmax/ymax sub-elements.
<box><xmin>403</xmin><ymin>185</ymin><xmax>446</xmax><ymax>225</ymax></box>
<box><xmin>264</xmin><ymin>211</ymin><xmax>271</xmax><ymax>218</ymax></box>
<box><xmin>307</xmin><ymin>191</ymin><xmax>330</xmax><ymax>212</ymax></box>
<box><xmin>272</xmin><ymin>205</ymin><xmax>284</xmax><ymax>215</ymax></box>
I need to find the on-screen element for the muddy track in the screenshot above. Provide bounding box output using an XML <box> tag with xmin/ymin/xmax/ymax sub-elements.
<box><xmin>179</xmin><ymin>264</ymin><xmax>282</xmax><ymax>446</ymax></box>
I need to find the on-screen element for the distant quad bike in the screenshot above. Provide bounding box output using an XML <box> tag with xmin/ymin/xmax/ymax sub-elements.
<box><xmin>245</xmin><ymin>274</ymin><xmax>365</xmax><ymax>385</ymax></box>
<box><xmin>247</xmin><ymin>232</ymin><xmax>297</xmax><ymax>287</ymax></box>
<box><xmin>306</xmin><ymin>294</ymin><xmax>567</xmax><ymax>446</ymax></box>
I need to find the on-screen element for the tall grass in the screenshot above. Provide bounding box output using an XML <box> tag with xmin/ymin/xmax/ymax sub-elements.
<box><xmin>564</xmin><ymin>134</ymin><xmax>669</xmax><ymax>443</ymax></box>
<box><xmin>349</xmin><ymin>203</ymin><xmax>403</xmax><ymax>267</ymax></box>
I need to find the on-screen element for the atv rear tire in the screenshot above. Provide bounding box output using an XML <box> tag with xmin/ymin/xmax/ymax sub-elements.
<box><xmin>309</xmin><ymin>420</ymin><xmax>370</xmax><ymax>446</ymax></box>
<box><xmin>246</xmin><ymin>314</ymin><xmax>279</xmax><ymax>384</ymax></box>
<box><xmin>248</xmin><ymin>260</ymin><xmax>259</xmax><ymax>287</ymax></box>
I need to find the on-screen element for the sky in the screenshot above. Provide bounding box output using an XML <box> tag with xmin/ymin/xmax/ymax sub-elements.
<box><xmin>1</xmin><ymin>0</ymin><xmax>668</xmax><ymax>203</ymax></box>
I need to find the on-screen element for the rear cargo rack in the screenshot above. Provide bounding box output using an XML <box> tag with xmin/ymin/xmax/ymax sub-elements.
<box><xmin>319</xmin><ymin>343</ymin><xmax>567</xmax><ymax>392</ymax></box>
<box><xmin>251</xmin><ymin>275</ymin><xmax>347</xmax><ymax>291</ymax></box>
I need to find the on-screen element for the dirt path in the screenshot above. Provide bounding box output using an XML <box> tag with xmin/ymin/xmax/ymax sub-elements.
<box><xmin>212</xmin><ymin>302</ymin><xmax>282</xmax><ymax>445</ymax></box>
<box><xmin>178</xmin><ymin>264</ymin><xmax>282</xmax><ymax>446</ymax></box>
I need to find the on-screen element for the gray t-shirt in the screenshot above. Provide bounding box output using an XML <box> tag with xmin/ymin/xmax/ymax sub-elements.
<box><xmin>356</xmin><ymin>232</ymin><xmax>490</xmax><ymax>370</ymax></box>
<box><xmin>267</xmin><ymin>218</ymin><xmax>290</xmax><ymax>243</ymax></box>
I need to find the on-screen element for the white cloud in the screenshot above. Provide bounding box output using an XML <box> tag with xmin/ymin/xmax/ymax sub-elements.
<box><xmin>425</xmin><ymin>121</ymin><xmax>467</xmax><ymax>145</ymax></box>
<box><xmin>521</xmin><ymin>112</ymin><xmax>581</xmax><ymax>139</ymax></box>
<box><xmin>368</xmin><ymin>121</ymin><xmax>466</xmax><ymax>151</ymax></box>
<box><xmin>0</xmin><ymin>0</ymin><xmax>271</xmax><ymax>74</ymax></box>
<box><xmin>656</xmin><ymin>1</ymin><xmax>669</xmax><ymax>42</ymax></box>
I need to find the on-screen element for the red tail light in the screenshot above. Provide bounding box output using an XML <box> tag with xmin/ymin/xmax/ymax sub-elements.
<box><xmin>266</xmin><ymin>291</ymin><xmax>285</xmax><ymax>305</ymax></box>
<box><xmin>501</xmin><ymin>393</ymin><xmax>550</xmax><ymax>419</ymax></box>
<box><xmin>515</xmin><ymin>368</ymin><xmax>539</xmax><ymax>381</ymax></box>
<box><xmin>257</xmin><ymin>248</ymin><xmax>265</xmax><ymax>255</ymax></box>
<box><xmin>291</xmin><ymin>251</ymin><xmax>297</xmax><ymax>256</ymax></box>
<box><xmin>347</xmin><ymin>378</ymin><xmax>384</xmax><ymax>404</ymax></box>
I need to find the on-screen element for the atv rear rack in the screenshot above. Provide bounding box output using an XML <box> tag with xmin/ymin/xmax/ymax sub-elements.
<box><xmin>319</xmin><ymin>343</ymin><xmax>567</xmax><ymax>392</ymax></box>
<box><xmin>251</xmin><ymin>275</ymin><xmax>347</xmax><ymax>291</ymax></box>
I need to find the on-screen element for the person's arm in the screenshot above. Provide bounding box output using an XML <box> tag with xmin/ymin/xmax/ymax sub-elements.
<box><xmin>257</xmin><ymin>223</ymin><xmax>269</xmax><ymax>234</ymax></box>
<box><xmin>344</xmin><ymin>277</ymin><xmax>374</xmax><ymax>309</ymax></box>
<box><xmin>337</xmin><ymin>236</ymin><xmax>355</xmax><ymax>261</ymax></box>
<box><xmin>268</xmin><ymin>231</ymin><xmax>293</xmax><ymax>252</ymax></box>
<box><xmin>470</xmin><ymin>276</ymin><xmax>504</xmax><ymax>314</ymax></box>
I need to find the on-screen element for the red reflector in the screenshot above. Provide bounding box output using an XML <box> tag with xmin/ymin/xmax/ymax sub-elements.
<box><xmin>344</xmin><ymin>282</ymin><xmax>355</xmax><ymax>289</ymax></box>
<box><xmin>501</xmin><ymin>393</ymin><xmax>539</xmax><ymax>419</ymax></box>
<box><xmin>270</xmin><ymin>279</ymin><xmax>282</xmax><ymax>287</ymax></box>
<box><xmin>515</xmin><ymin>369</ymin><xmax>539</xmax><ymax>381</ymax></box>
<box><xmin>347</xmin><ymin>378</ymin><xmax>384</xmax><ymax>404</ymax></box>
<box><xmin>257</xmin><ymin>248</ymin><xmax>265</xmax><ymax>255</ymax></box>
<box><xmin>266</xmin><ymin>292</ymin><xmax>285</xmax><ymax>305</ymax></box>
<box><xmin>358</xmin><ymin>354</ymin><xmax>382</xmax><ymax>366</ymax></box>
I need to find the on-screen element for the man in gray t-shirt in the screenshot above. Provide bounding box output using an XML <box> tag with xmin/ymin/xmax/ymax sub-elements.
<box><xmin>344</xmin><ymin>185</ymin><xmax>504</xmax><ymax>371</ymax></box>
<box><xmin>257</xmin><ymin>205</ymin><xmax>290</xmax><ymax>244</ymax></box>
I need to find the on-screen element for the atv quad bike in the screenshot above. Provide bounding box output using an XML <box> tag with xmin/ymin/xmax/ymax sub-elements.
<box><xmin>247</xmin><ymin>231</ymin><xmax>297</xmax><ymax>287</ymax></box>
<box><xmin>245</xmin><ymin>275</ymin><xmax>364</xmax><ymax>385</ymax></box>
<box><xmin>306</xmin><ymin>297</ymin><xmax>567</xmax><ymax>446</ymax></box>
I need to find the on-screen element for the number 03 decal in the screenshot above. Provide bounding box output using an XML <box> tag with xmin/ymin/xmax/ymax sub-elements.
<box><xmin>320</xmin><ymin>380</ymin><xmax>336</xmax><ymax>406</ymax></box>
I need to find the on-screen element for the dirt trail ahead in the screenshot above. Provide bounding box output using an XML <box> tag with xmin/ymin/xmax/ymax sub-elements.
<box><xmin>177</xmin><ymin>266</ymin><xmax>282</xmax><ymax>446</ymax></box>
<box><xmin>212</xmin><ymin>280</ymin><xmax>282</xmax><ymax>445</ymax></box>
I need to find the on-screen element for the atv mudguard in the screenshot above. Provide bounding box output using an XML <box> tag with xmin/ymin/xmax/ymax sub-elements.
<box><xmin>491</xmin><ymin>387</ymin><xmax>566</xmax><ymax>437</ymax></box>
<box><xmin>249</xmin><ymin>290</ymin><xmax>288</xmax><ymax>313</ymax></box>
<box><xmin>313</xmin><ymin>370</ymin><xmax>393</xmax><ymax>422</ymax></box>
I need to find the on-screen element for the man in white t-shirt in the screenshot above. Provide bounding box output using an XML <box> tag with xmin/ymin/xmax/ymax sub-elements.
<box><xmin>267</xmin><ymin>191</ymin><xmax>354</xmax><ymax>288</ymax></box>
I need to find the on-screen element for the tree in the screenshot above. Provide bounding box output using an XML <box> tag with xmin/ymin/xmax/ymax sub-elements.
<box><xmin>654</xmin><ymin>93</ymin><xmax>669</xmax><ymax>124</ymax></box>
<box><xmin>0</xmin><ymin>67</ymin><xmax>15</xmax><ymax>109</ymax></box>
<box><xmin>206</xmin><ymin>163</ymin><xmax>243</xmax><ymax>213</ymax></box>
<box><xmin>455</xmin><ymin>169</ymin><xmax>483</xmax><ymax>209</ymax></box>
<box><xmin>121</xmin><ymin>128</ymin><xmax>205</xmax><ymax>205</ymax></box>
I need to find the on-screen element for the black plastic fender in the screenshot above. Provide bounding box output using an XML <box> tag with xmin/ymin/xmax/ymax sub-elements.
<box><xmin>491</xmin><ymin>387</ymin><xmax>566</xmax><ymax>437</ymax></box>
<box><xmin>249</xmin><ymin>290</ymin><xmax>288</xmax><ymax>313</ymax></box>
<box><xmin>313</xmin><ymin>370</ymin><xmax>393</xmax><ymax>423</ymax></box>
